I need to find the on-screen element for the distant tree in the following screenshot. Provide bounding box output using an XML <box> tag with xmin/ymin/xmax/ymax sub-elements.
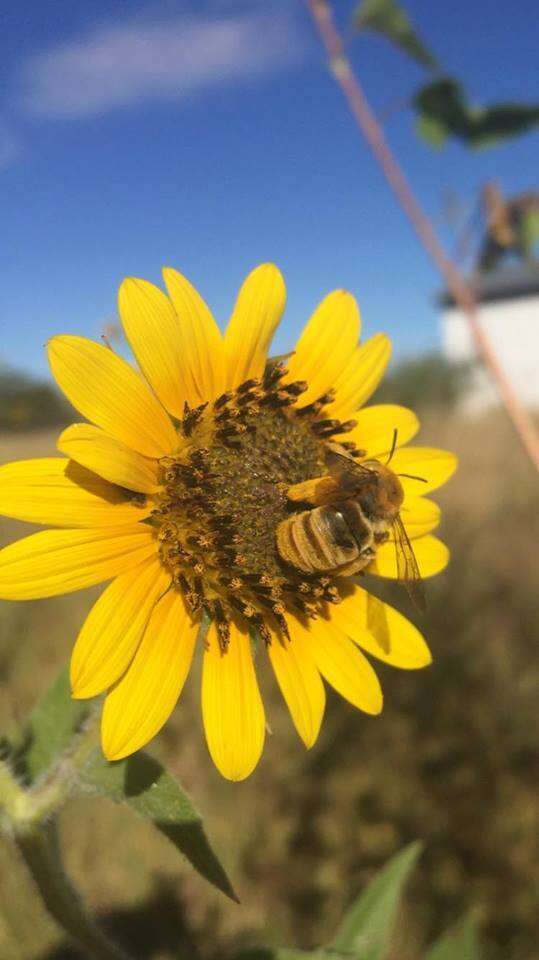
<box><xmin>0</xmin><ymin>367</ymin><xmax>71</xmax><ymax>431</ymax></box>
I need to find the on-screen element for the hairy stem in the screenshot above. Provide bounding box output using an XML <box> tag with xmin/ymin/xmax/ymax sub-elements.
<box><xmin>16</xmin><ymin>821</ymin><xmax>132</xmax><ymax>960</ymax></box>
<box><xmin>1</xmin><ymin>713</ymin><xmax>134</xmax><ymax>960</ymax></box>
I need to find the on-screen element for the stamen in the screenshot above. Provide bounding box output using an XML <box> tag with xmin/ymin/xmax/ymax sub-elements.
<box><xmin>154</xmin><ymin>370</ymin><xmax>358</xmax><ymax>641</ymax></box>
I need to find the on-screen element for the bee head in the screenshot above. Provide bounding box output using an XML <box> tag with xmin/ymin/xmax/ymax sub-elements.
<box><xmin>360</xmin><ymin>460</ymin><xmax>404</xmax><ymax>519</ymax></box>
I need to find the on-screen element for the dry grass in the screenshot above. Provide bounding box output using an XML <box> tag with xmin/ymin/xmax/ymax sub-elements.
<box><xmin>0</xmin><ymin>410</ymin><xmax>538</xmax><ymax>960</ymax></box>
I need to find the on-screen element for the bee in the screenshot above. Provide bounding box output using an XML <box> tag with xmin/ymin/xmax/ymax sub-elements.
<box><xmin>276</xmin><ymin>442</ymin><xmax>426</xmax><ymax>610</ymax></box>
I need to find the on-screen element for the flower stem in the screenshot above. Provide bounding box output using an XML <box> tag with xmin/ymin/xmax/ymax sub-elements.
<box><xmin>0</xmin><ymin>714</ymin><xmax>135</xmax><ymax>960</ymax></box>
<box><xmin>16</xmin><ymin>820</ymin><xmax>132</xmax><ymax>960</ymax></box>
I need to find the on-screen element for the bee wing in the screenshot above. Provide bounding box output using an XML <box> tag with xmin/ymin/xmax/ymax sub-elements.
<box><xmin>392</xmin><ymin>514</ymin><xmax>427</xmax><ymax>611</ymax></box>
<box><xmin>325</xmin><ymin>446</ymin><xmax>374</xmax><ymax>495</ymax></box>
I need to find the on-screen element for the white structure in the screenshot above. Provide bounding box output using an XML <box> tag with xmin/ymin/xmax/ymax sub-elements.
<box><xmin>441</xmin><ymin>264</ymin><xmax>539</xmax><ymax>412</ymax></box>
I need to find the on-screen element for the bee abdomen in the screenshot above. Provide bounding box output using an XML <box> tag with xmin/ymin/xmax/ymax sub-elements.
<box><xmin>276</xmin><ymin>505</ymin><xmax>360</xmax><ymax>574</ymax></box>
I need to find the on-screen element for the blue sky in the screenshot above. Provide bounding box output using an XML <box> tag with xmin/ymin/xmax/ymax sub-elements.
<box><xmin>0</xmin><ymin>0</ymin><xmax>537</xmax><ymax>379</ymax></box>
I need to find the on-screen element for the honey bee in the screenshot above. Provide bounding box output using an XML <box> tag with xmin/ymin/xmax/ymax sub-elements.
<box><xmin>276</xmin><ymin>443</ymin><xmax>426</xmax><ymax>609</ymax></box>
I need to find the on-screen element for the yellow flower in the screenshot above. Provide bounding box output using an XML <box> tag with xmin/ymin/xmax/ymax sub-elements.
<box><xmin>0</xmin><ymin>265</ymin><xmax>457</xmax><ymax>781</ymax></box>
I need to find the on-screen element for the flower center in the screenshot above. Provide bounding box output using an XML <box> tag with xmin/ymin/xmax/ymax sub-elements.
<box><xmin>152</xmin><ymin>362</ymin><xmax>360</xmax><ymax>649</ymax></box>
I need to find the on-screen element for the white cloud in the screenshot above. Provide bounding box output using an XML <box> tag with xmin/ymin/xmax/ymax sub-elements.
<box><xmin>18</xmin><ymin>8</ymin><xmax>305</xmax><ymax>119</ymax></box>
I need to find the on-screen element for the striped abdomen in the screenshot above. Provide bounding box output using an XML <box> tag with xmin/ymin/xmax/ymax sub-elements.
<box><xmin>276</xmin><ymin>500</ymin><xmax>374</xmax><ymax>574</ymax></box>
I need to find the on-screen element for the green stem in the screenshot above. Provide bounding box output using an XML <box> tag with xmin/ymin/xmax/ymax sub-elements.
<box><xmin>1</xmin><ymin>714</ymin><xmax>135</xmax><ymax>960</ymax></box>
<box><xmin>24</xmin><ymin>705</ymin><xmax>102</xmax><ymax>825</ymax></box>
<box><xmin>0</xmin><ymin>759</ymin><xmax>25</xmax><ymax>822</ymax></box>
<box><xmin>16</xmin><ymin>820</ymin><xmax>132</xmax><ymax>960</ymax></box>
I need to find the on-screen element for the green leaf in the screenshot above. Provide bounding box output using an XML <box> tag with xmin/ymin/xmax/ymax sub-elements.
<box><xmin>354</xmin><ymin>0</ymin><xmax>438</xmax><ymax>70</ymax></box>
<box><xmin>416</xmin><ymin>114</ymin><xmax>448</xmax><ymax>147</ymax></box>
<box><xmin>413</xmin><ymin>77</ymin><xmax>469</xmax><ymax>143</ymax></box>
<box><xmin>80</xmin><ymin>747</ymin><xmax>237</xmax><ymax>902</ymax></box>
<box><xmin>469</xmin><ymin>103</ymin><xmax>539</xmax><ymax>149</ymax></box>
<box><xmin>331</xmin><ymin>841</ymin><xmax>422</xmax><ymax>960</ymax></box>
<box><xmin>520</xmin><ymin>209</ymin><xmax>539</xmax><ymax>258</ymax></box>
<box><xmin>425</xmin><ymin>915</ymin><xmax>482</xmax><ymax>960</ymax></box>
<box><xmin>414</xmin><ymin>76</ymin><xmax>539</xmax><ymax>150</ymax></box>
<box><xmin>18</xmin><ymin>667</ymin><xmax>90</xmax><ymax>783</ymax></box>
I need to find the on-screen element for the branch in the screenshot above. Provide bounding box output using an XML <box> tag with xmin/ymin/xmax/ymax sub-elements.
<box><xmin>306</xmin><ymin>0</ymin><xmax>539</xmax><ymax>472</ymax></box>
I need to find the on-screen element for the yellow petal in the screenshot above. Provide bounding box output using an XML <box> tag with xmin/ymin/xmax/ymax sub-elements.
<box><xmin>397</xmin><ymin>496</ymin><xmax>441</xmax><ymax>539</ymax></box>
<box><xmin>390</xmin><ymin>447</ymin><xmax>458</xmax><ymax>495</ymax></box>
<box><xmin>58</xmin><ymin>424</ymin><xmax>160</xmax><ymax>494</ymax></box>
<box><xmin>224</xmin><ymin>264</ymin><xmax>286</xmax><ymax>389</ymax></box>
<box><xmin>201</xmin><ymin>620</ymin><xmax>265</xmax><ymax>781</ymax></box>
<box><xmin>0</xmin><ymin>458</ymin><xmax>151</xmax><ymax>527</ymax></box>
<box><xmin>370</xmin><ymin>534</ymin><xmax>449</xmax><ymax>579</ymax></box>
<box><xmin>326</xmin><ymin>333</ymin><xmax>392</xmax><ymax>420</ymax></box>
<box><xmin>71</xmin><ymin>557</ymin><xmax>170</xmax><ymax>699</ymax></box>
<box><xmin>342</xmin><ymin>405</ymin><xmax>419</xmax><ymax>456</ymax></box>
<box><xmin>267</xmin><ymin>623</ymin><xmax>325</xmax><ymax>748</ymax></box>
<box><xmin>118</xmin><ymin>277</ymin><xmax>190</xmax><ymax>419</ymax></box>
<box><xmin>162</xmin><ymin>267</ymin><xmax>225</xmax><ymax>404</ymax></box>
<box><xmin>327</xmin><ymin>587</ymin><xmax>432</xmax><ymax>668</ymax></box>
<box><xmin>47</xmin><ymin>335</ymin><xmax>177</xmax><ymax>459</ymax></box>
<box><xmin>102</xmin><ymin>589</ymin><xmax>198</xmax><ymax>760</ymax></box>
<box><xmin>284</xmin><ymin>291</ymin><xmax>361</xmax><ymax>405</ymax></box>
<box><xmin>0</xmin><ymin>526</ymin><xmax>157</xmax><ymax>600</ymax></box>
<box><xmin>305</xmin><ymin>618</ymin><xmax>383</xmax><ymax>714</ymax></box>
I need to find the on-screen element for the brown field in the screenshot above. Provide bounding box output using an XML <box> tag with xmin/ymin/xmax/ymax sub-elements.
<box><xmin>0</xmin><ymin>410</ymin><xmax>538</xmax><ymax>960</ymax></box>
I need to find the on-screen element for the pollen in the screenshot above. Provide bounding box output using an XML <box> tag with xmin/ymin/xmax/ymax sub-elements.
<box><xmin>152</xmin><ymin>361</ymin><xmax>360</xmax><ymax>640</ymax></box>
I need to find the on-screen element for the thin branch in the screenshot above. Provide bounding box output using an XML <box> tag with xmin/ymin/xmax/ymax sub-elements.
<box><xmin>306</xmin><ymin>0</ymin><xmax>539</xmax><ymax>472</ymax></box>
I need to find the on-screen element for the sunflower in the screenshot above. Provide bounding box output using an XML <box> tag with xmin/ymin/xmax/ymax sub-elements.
<box><xmin>0</xmin><ymin>265</ymin><xmax>456</xmax><ymax>780</ymax></box>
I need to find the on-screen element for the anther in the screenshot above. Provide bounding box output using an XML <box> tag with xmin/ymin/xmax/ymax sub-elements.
<box><xmin>213</xmin><ymin>391</ymin><xmax>235</xmax><ymax>410</ymax></box>
<box><xmin>237</xmin><ymin>378</ymin><xmax>261</xmax><ymax>394</ymax></box>
<box><xmin>182</xmin><ymin>402</ymin><xmax>208</xmax><ymax>437</ymax></box>
<box><xmin>255</xmin><ymin>618</ymin><xmax>272</xmax><ymax>646</ymax></box>
<box><xmin>274</xmin><ymin>611</ymin><xmax>290</xmax><ymax>640</ymax></box>
<box><xmin>324</xmin><ymin>585</ymin><xmax>341</xmax><ymax>604</ymax></box>
<box><xmin>282</xmin><ymin>380</ymin><xmax>308</xmax><ymax>396</ymax></box>
<box><xmin>263</xmin><ymin>361</ymin><xmax>287</xmax><ymax>388</ymax></box>
<box><xmin>312</xmin><ymin>418</ymin><xmax>343</xmax><ymax>436</ymax></box>
<box><xmin>215</xmin><ymin>407</ymin><xmax>240</xmax><ymax>424</ymax></box>
<box><xmin>337</xmin><ymin>419</ymin><xmax>358</xmax><ymax>434</ymax></box>
<box><xmin>295</xmin><ymin>400</ymin><xmax>324</xmax><ymax>417</ymax></box>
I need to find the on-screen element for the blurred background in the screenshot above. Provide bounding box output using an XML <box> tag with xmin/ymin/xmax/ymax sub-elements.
<box><xmin>0</xmin><ymin>1</ymin><xmax>538</xmax><ymax>958</ymax></box>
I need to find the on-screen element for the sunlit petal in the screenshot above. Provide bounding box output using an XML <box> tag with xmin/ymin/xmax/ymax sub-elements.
<box><xmin>0</xmin><ymin>526</ymin><xmax>157</xmax><ymax>600</ymax></box>
<box><xmin>224</xmin><ymin>263</ymin><xmax>286</xmax><ymax>388</ymax></box>
<box><xmin>47</xmin><ymin>335</ymin><xmax>177</xmax><ymax>458</ymax></box>
<box><xmin>58</xmin><ymin>424</ymin><xmax>160</xmax><ymax>494</ymax></box>
<box><xmin>71</xmin><ymin>557</ymin><xmax>170</xmax><ymax>699</ymax></box>
<box><xmin>285</xmin><ymin>290</ymin><xmax>360</xmax><ymax>405</ymax></box>
<box><xmin>102</xmin><ymin>589</ymin><xmax>198</xmax><ymax>759</ymax></box>
<box><xmin>327</xmin><ymin>587</ymin><xmax>432</xmax><ymax>668</ymax></box>
<box><xmin>370</xmin><ymin>534</ymin><xmax>449</xmax><ymax>579</ymax></box>
<box><xmin>163</xmin><ymin>267</ymin><xmax>226</xmax><ymax>404</ymax></box>
<box><xmin>0</xmin><ymin>458</ymin><xmax>151</xmax><ymax>527</ymax></box>
<box><xmin>267</xmin><ymin>621</ymin><xmax>326</xmax><ymax>748</ymax></box>
<box><xmin>202</xmin><ymin>620</ymin><xmax>265</xmax><ymax>781</ymax></box>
